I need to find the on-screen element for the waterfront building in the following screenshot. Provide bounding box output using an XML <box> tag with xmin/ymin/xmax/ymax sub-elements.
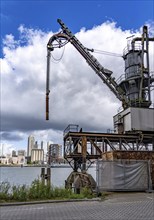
<box><xmin>12</xmin><ymin>150</ymin><xmax>18</xmax><ymax>164</ymax></box>
<box><xmin>25</xmin><ymin>156</ymin><xmax>31</xmax><ymax>164</ymax></box>
<box><xmin>12</xmin><ymin>150</ymin><xmax>16</xmax><ymax>157</ymax></box>
<box><xmin>27</xmin><ymin>135</ymin><xmax>35</xmax><ymax>156</ymax></box>
<box><xmin>0</xmin><ymin>151</ymin><xmax>26</xmax><ymax>165</ymax></box>
<box><xmin>31</xmin><ymin>149</ymin><xmax>44</xmax><ymax>164</ymax></box>
<box><xmin>12</xmin><ymin>156</ymin><xmax>18</xmax><ymax>164</ymax></box>
<box><xmin>48</xmin><ymin>144</ymin><xmax>63</xmax><ymax>164</ymax></box>
<box><xmin>5</xmin><ymin>154</ymin><xmax>15</xmax><ymax>165</ymax></box>
<box><xmin>18</xmin><ymin>150</ymin><xmax>25</xmax><ymax>156</ymax></box>
<box><xmin>6</xmin><ymin>153</ymin><xmax>11</xmax><ymax>158</ymax></box>
<box><xmin>17</xmin><ymin>150</ymin><xmax>26</xmax><ymax>164</ymax></box>
<box><xmin>0</xmin><ymin>156</ymin><xmax>7</xmax><ymax>164</ymax></box>
<box><xmin>17</xmin><ymin>155</ymin><xmax>25</xmax><ymax>165</ymax></box>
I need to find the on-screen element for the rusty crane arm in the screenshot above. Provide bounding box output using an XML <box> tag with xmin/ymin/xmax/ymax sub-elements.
<box><xmin>46</xmin><ymin>19</ymin><xmax>128</xmax><ymax>120</ymax></box>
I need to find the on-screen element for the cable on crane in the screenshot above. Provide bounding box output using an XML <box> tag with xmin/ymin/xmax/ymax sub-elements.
<box><xmin>50</xmin><ymin>46</ymin><xmax>65</xmax><ymax>63</ymax></box>
<box><xmin>87</xmin><ymin>48</ymin><xmax>122</xmax><ymax>57</ymax></box>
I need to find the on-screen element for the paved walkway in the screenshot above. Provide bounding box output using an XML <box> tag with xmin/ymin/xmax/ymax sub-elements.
<box><xmin>0</xmin><ymin>193</ymin><xmax>154</xmax><ymax>220</ymax></box>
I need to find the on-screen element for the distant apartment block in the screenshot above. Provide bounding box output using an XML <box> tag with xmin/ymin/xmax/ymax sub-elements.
<box><xmin>48</xmin><ymin>144</ymin><xmax>62</xmax><ymax>164</ymax></box>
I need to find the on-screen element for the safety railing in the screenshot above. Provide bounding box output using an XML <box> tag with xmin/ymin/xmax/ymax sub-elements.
<box><xmin>63</xmin><ymin>124</ymin><xmax>79</xmax><ymax>136</ymax></box>
<box><xmin>123</xmin><ymin>43</ymin><xmax>142</xmax><ymax>56</ymax></box>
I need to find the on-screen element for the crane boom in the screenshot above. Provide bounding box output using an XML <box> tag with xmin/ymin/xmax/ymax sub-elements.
<box><xmin>46</xmin><ymin>19</ymin><xmax>128</xmax><ymax>120</ymax></box>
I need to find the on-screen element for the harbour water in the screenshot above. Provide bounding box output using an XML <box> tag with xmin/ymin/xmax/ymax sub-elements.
<box><xmin>0</xmin><ymin>166</ymin><xmax>96</xmax><ymax>187</ymax></box>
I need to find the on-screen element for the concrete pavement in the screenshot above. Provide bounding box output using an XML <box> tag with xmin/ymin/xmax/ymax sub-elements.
<box><xmin>0</xmin><ymin>193</ymin><xmax>154</xmax><ymax>220</ymax></box>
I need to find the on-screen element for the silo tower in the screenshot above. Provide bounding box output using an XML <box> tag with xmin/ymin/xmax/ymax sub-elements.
<box><xmin>119</xmin><ymin>26</ymin><xmax>154</xmax><ymax>108</ymax></box>
<box><xmin>114</xmin><ymin>26</ymin><xmax>154</xmax><ymax>134</ymax></box>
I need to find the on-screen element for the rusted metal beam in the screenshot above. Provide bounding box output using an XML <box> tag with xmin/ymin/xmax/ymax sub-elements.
<box><xmin>63</xmin><ymin>128</ymin><xmax>154</xmax><ymax>172</ymax></box>
<box><xmin>81</xmin><ymin>136</ymin><xmax>87</xmax><ymax>172</ymax></box>
<box><xmin>88</xmin><ymin>139</ymin><xmax>102</xmax><ymax>155</ymax></box>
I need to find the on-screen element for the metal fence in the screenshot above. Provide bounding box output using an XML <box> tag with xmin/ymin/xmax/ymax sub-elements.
<box><xmin>96</xmin><ymin>160</ymin><xmax>152</xmax><ymax>192</ymax></box>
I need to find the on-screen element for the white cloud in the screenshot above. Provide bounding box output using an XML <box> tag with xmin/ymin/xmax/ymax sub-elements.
<box><xmin>1</xmin><ymin>21</ymin><xmax>154</xmax><ymax>152</ymax></box>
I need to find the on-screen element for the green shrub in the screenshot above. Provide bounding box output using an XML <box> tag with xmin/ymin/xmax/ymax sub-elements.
<box><xmin>11</xmin><ymin>185</ymin><xmax>28</xmax><ymax>201</ymax></box>
<box><xmin>0</xmin><ymin>179</ymin><xmax>95</xmax><ymax>202</ymax></box>
<box><xmin>0</xmin><ymin>182</ymin><xmax>11</xmax><ymax>200</ymax></box>
<box><xmin>80</xmin><ymin>187</ymin><xmax>93</xmax><ymax>198</ymax></box>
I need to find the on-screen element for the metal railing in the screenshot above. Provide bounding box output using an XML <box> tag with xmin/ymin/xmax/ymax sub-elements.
<box><xmin>63</xmin><ymin>124</ymin><xmax>79</xmax><ymax>136</ymax></box>
<box><xmin>123</xmin><ymin>43</ymin><xmax>142</xmax><ymax>56</ymax></box>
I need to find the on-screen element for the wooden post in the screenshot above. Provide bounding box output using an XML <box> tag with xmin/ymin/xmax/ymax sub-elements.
<box><xmin>82</xmin><ymin>136</ymin><xmax>87</xmax><ymax>172</ymax></box>
<box><xmin>41</xmin><ymin>168</ymin><xmax>51</xmax><ymax>186</ymax></box>
<box><xmin>41</xmin><ymin>167</ymin><xmax>45</xmax><ymax>185</ymax></box>
<box><xmin>47</xmin><ymin>168</ymin><xmax>51</xmax><ymax>186</ymax></box>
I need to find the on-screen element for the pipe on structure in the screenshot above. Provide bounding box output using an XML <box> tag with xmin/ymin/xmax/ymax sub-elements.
<box><xmin>46</xmin><ymin>50</ymin><xmax>51</xmax><ymax>120</ymax></box>
<box><xmin>46</xmin><ymin>32</ymin><xmax>70</xmax><ymax>120</ymax></box>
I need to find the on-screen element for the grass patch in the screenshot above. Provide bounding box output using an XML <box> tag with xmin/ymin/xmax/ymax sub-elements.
<box><xmin>0</xmin><ymin>179</ymin><xmax>95</xmax><ymax>202</ymax></box>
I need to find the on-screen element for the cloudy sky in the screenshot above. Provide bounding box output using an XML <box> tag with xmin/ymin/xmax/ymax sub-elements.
<box><xmin>1</xmin><ymin>0</ymin><xmax>154</xmax><ymax>155</ymax></box>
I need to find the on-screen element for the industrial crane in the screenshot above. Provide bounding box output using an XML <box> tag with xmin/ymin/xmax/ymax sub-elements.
<box><xmin>45</xmin><ymin>19</ymin><xmax>154</xmax><ymax>191</ymax></box>
<box><xmin>46</xmin><ymin>19</ymin><xmax>154</xmax><ymax>121</ymax></box>
<box><xmin>46</xmin><ymin>19</ymin><xmax>129</xmax><ymax>120</ymax></box>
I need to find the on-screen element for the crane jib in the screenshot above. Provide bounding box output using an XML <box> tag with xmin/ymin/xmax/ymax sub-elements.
<box><xmin>46</xmin><ymin>19</ymin><xmax>129</xmax><ymax>119</ymax></box>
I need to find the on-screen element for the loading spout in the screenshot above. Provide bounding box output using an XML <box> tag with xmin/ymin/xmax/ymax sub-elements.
<box><xmin>46</xmin><ymin>93</ymin><xmax>49</xmax><ymax>120</ymax></box>
<box><xmin>46</xmin><ymin>32</ymin><xmax>70</xmax><ymax>120</ymax></box>
<box><xmin>46</xmin><ymin>50</ymin><xmax>51</xmax><ymax>120</ymax></box>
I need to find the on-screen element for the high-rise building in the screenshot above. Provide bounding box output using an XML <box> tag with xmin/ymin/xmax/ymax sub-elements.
<box><xmin>48</xmin><ymin>144</ymin><xmax>62</xmax><ymax>164</ymax></box>
<box><xmin>47</xmin><ymin>141</ymin><xmax>52</xmax><ymax>153</ymax></box>
<box><xmin>27</xmin><ymin>135</ymin><xmax>35</xmax><ymax>156</ymax></box>
<box><xmin>34</xmin><ymin>141</ymin><xmax>38</xmax><ymax>149</ymax></box>
<box><xmin>0</xmin><ymin>144</ymin><xmax>4</xmax><ymax>156</ymax></box>
<box><xmin>41</xmin><ymin>141</ymin><xmax>44</xmax><ymax>149</ymax></box>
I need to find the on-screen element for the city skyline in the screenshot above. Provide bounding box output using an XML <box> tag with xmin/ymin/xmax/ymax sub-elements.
<box><xmin>0</xmin><ymin>134</ymin><xmax>55</xmax><ymax>156</ymax></box>
<box><xmin>0</xmin><ymin>134</ymin><xmax>63</xmax><ymax>165</ymax></box>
